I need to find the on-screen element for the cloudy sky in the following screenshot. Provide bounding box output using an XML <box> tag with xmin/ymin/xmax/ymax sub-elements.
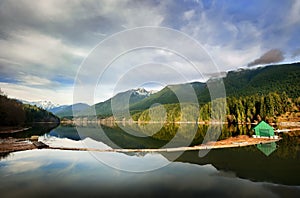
<box><xmin>0</xmin><ymin>0</ymin><xmax>300</xmax><ymax>105</ymax></box>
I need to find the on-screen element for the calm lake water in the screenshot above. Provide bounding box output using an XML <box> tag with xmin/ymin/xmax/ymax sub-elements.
<box><xmin>0</xmin><ymin>123</ymin><xmax>299</xmax><ymax>197</ymax></box>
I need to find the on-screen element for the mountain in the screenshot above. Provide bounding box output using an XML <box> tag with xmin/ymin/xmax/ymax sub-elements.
<box><xmin>81</xmin><ymin>88</ymin><xmax>154</xmax><ymax>117</ymax></box>
<box><xmin>223</xmin><ymin>62</ymin><xmax>300</xmax><ymax>98</ymax></box>
<box><xmin>17</xmin><ymin>100</ymin><xmax>87</xmax><ymax>118</ymax></box>
<box><xmin>20</xmin><ymin>100</ymin><xmax>60</xmax><ymax>110</ymax></box>
<box><xmin>131</xmin><ymin>62</ymin><xmax>300</xmax><ymax>113</ymax></box>
<box><xmin>71</xmin><ymin>62</ymin><xmax>299</xmax><ymax>121</ymax></box>
<box><xmin>50</xmin><ymin>103</ymin><xmax>90</xmax><ymax>118</ymax></box>
<box><xmin>134</xmin><ymin>62</ymin><xmax>300</xmax><ymax>123</ymax></box>
<box><xmin>48</xmin><ymin>105</ymin><xmax>68</xmax><ymax>114</ymax></box>
<box><xmin>130</xmin><ymin>82</ymin><xmax>207</xmax><ymax>112</ymax></box>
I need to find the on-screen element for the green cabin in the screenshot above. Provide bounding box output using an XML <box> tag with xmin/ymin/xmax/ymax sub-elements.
<box><xmin>253</xmin><ymin>121</ymin><xmax>274</xmax><ymax>137</ymax></box>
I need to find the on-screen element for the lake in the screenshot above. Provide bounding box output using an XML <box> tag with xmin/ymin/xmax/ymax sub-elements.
<box><xmin>0</xmin><ymin>123</ymin><xmax>299</xmax><ymax>197</ymax></box>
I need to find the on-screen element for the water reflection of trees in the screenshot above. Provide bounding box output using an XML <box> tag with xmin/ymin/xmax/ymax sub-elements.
<box><xmin>55</xmin><ymin>123</ymin><xmax>299</xmax><ymax>155</ymax></box>
<box><xmin>0</xmin><ymin>122</ymin><xmax>59</xmax><ymax>138</ymax></box>
<box><xmin>275</xmin><ymin>133</ymin><xmax>299</xmax><ymax>159</ymax></box>
<box><xmin>95</xmin><ymin>123</ymin><xmax>256</xmax><ymax>147</ymax></box>
<box><xmin>163</xmin><ymin>136</ymin><xmax>300</xmax><ymax>186</ymax></box>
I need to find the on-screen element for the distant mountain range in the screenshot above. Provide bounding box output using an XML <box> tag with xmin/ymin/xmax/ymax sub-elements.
<box><xmin>50</xmin><ymin>103</ymin><xmax>90</xmax><ymax>118</ymax></box>
<box><xmin>20</xmin><ymin>62</ymin><xmax>300</xmax><ymax>119</ymax></box>
<box><xmin>19</xmin><ymin>100</ymin><xmax>90</xmax><ymax>118</ymax></box>
<box><xmin>19</xmin><ymin>88</ymin><xmax>156</xmax><ymax>118</ymax></box>
<box><xmin>19</xmin><ymin>100</ymin><xmax>60</xmax><ymax>110</ymax></box>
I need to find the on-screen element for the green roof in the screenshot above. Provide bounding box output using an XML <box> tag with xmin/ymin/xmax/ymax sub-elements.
<box><xmin>253</xmin><ymin>121</ymin><xmax>274</xmax><ymax>137</ymax></box>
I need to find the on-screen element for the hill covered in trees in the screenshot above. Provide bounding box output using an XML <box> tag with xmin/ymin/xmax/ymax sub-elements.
<box><xmin>130</xmin><ymin>62</ymin><xmax>300</xmax><ymax>114</ymax></box>
<box><xmin>134</xmin><ymin>63</ymin><xmax>300</xmax><ymax>124</ymax></box>
<box><xmin>136</xmin><ymin>91</ymin><xmax>299</xmax><ymax>124</ymax></box>
<box><xmin>0</xmin><ymin>90</ymin><xmax>60</xmax><ymax>127</ymax></box>
<box><xmin>223</xmin><ymin>62</ymin><xmax>300</xmax><ymax>98</ymax></box>
<box><xmin>134</xmin><ymin>63</ymin><xmax>300</xmax><ymax>123</ymax></box>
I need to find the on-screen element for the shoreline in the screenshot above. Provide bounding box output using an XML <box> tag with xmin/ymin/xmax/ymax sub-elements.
<box><xmin>0</xmin><ymin>127</ymin><xmax>31</xmax><ymax>134</ymax></box>
<box><xmin>0</xmin><ymin>135</ymin><xmax>282</xmax><ymax>155</ymax></box>
<box><xmin>61</xmin><ymin>119</ymin><xmax>300</xmax><ymax>126</ymax></box>
<box><xmin>0</xmin><ymin>122</ymin><xmax>59</xmax><ymax>134</ymax></box>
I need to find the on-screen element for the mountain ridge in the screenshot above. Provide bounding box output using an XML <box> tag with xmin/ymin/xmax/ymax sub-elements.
<box><xmin>55</xmin><ymin>62</ymin><xmax>300</xmax><ymax>119</ymax></box>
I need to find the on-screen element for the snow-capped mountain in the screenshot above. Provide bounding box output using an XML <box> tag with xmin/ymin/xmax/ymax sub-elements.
<box><xmin>20</xmin><ymin>100</ymin><xmax>60</xmax><ymax>110</ymax></box>
<box><xmin>131</xmin><ymin>88</ymin><xmax>158</xmax><ymax>96</ymax></box>
<box><xmin>48</xmin><ymin>105</ymin><xmax>68</xmax><ymax>114</ymax></box>
<box><xmin>132</xmin><ymin>88</ymin><xmax>151</xmax><ymax>96</ymax></box>
<box><xmin>148</xmin><ymin>89</ymin><xmax>158</xmax><ymax>94</ymax></box>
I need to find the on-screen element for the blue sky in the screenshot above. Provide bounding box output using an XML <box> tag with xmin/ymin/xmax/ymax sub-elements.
<box><xmin>0</xmin><ymin>0</ymin><xmax>299</xmax><ymax>104</ymax></box>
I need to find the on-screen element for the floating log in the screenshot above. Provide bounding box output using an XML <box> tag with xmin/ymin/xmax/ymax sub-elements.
<box><xmin>33</xmin><ymin>141</ymin><xmax>49</xmax><ymax>149</ymax></box>
<box><xmin>0</xmin><ymin>136</ymin><xmax>282</xmax><ymax>155</ymax></box>
<box><xmin>47</xmin><ymin>137</ymin><xmax>282</xmax><ymax>153</ymax></box>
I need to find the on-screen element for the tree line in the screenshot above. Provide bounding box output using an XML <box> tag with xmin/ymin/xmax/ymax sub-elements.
<box><xmin>134</xmin><ymin>92</ymin><xmax>299</xmax><ymax>124</ymax></box>
<box><xmin>199</xmin><ymin>92</ymin><xmax>297</xmax><ymax>123</ymax></box>
<box><xmin>0</xmin><ymin>89</ymin><xmax>59</xmax><ymax>126</ymax></box>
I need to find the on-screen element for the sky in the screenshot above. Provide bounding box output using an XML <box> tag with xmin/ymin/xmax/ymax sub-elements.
<box><xmin>0</xmin><ymin>0</ymin><xmax>300</xmax><ymax>105</ymax></box>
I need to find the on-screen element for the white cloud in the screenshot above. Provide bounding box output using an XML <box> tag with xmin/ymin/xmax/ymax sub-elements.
<box><xmin>205</xmin><ymin>45</ymin><xmax>262</xmax><ymax>69</ymax></box>
<box><xmin>0</xmin><ymin>29</ymin><xmax>87</xmax><ymax>67</ymax></box>
<box><xmin>21</xmin><ymin>75</ymin><xmax>55</xmax><ymax>86</ymax></box>
<box><xmin>4</xmin><ymin>160</ymin><xmax>45</xmax><ymax>174</ymax></box>
<box><xmin>0</xmin><ymin>29</ymin><xmax>88</xmax><ymax>90</ymax></box>
<box><xmin>0</xmin><ymin>82</ymin><xmax>74</xmax><ymax>105</ymax></box>
<box><xmin>0</xmin><ymin>0</ymin><xmax>299</xmax><ymax>105</ymax></box>
<box><xmin>183</xmin><ymin>10</ymin><xmax>195</xmax><ymax>21</ymax></box>
<box><xmin>288</xmin><ymin>0</ymin><xmax>300</xmax><ymax>26</ymax></box>
<box><xmin>122</xmin><ymin>5</ymin><xmax>164</xmax><ymax>28</ymax></box>
<box><xmin>179</xmin><ymin>4</ymin><xmax>264</xmax><ymax>69</ymax></box>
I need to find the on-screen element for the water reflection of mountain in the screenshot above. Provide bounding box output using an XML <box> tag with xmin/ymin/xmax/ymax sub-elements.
<box><xmin>162</xmin><ymin>136</ymin><xmax>299</xmax><ymax>186</ymax></box>
<box><xmin>49</xmin><ymin>124</ymin><xmax>224</xmax><ymax>149</ymax></box>
<box><xmin>49</xmin><ymin>125</ymin><xmax>81</xmax><ymax>140</ymax></box>
<box><xmin>52</xmin><ymin>123</ymin><xmax>254</xmax><ymax>149</ymax></box>
<box><xmin>49</xmin><ymin>124</ymin><xmax>168</xmax><ymax>149</ymax></box>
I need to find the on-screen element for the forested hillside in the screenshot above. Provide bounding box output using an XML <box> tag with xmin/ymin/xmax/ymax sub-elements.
<box><xmin>132</xmin><ymin>63</ymin><xmax>300</xmax><ymax>123</ymax></box>
<box><xmin>224</xmin><ymin>63</ymin><xmax>300</xmax><ymax>98</ymax></box>
<box><xmin>131</xmin><ymin>62</ymin><xmax>300</xmax><ymax>114</ymax></box>
<box><xmin>0</xmin><ymin>90</ymin><xmax>60</xmax><ymax>126</ymax></box>
<box><xmin>135</xmin><ymin>92</ymin><xmax>299</xmax><ymax>124</ymax></box>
